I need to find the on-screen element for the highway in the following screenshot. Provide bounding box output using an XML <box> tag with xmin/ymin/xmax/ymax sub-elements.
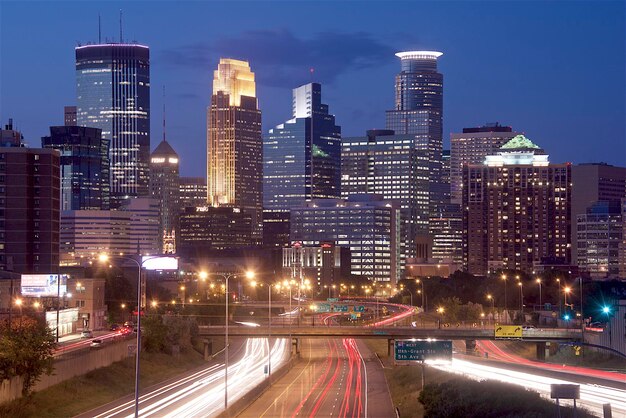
<box><xmin>76</xmin><ymin>337</ymin><xmax>290</xmax><ymax>418</ymax></box>
<box><xmin>55</xmin><ymin>330</ymin><xmax>131</xmax><ymax>357</ymax></box>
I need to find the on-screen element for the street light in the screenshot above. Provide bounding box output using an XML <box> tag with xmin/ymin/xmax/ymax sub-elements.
<box><xmin>400</xmin><ymin>287</ymin><xmax>413</xmax><ymax>306</ymax></box>
<box><xmin>99</xmin><ymin>253</ymin><xmax>155</xmax><ymax>418</ymax></box>
<box><xmin>564</xmin><ymin>286</ymin><xmax>571</xmax><ymax>309</ymax></box>
<box><xmin>518</xmin><ymin>282</ymin><xmax>523</xmax><ymax>313</ymax></box>
<box><xmin>501</xmin><ymin>274</ymin><xmax>508</xmax><ymax>323</ymax></box>
<box><xmin>180</xmin><ymin>285</ymin><xmax>186</xmax><ymax>308</ymax></box>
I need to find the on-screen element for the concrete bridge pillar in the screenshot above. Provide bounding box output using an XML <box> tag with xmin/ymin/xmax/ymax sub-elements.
<box><xmin>465</xmin><ymin>339</ymin><xmax>476</xmax><ymax>355</ymax></box>
<box><xmin>292</xmin><ymin>337</ymin><xmax>300</xmax><ymax>355</ymax></box>
<box><xmin>388</xmin><ymin>339</ymin><xmax>395</xmax><ymax>357</ymax></box>
<box><xmin>536</xmin><ymin>342</ymin><xmax>547</xmax><ymax>361</ymax></box>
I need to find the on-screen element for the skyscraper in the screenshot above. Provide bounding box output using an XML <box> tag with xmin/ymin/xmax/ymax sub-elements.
<box><xmin>463</xmin><ymin>135</ymin><xmax>571</xmax><ymax>275</ymax></box>
<box><xmin>64</xmin><ymin>106</ymin><xmax>77</xmax><ymax>126</ymax></box>
<box><xmin>576</xmin><ymin>201</ymin><xmax>622</xmax><ymax>279</ymax></box>
<box><xmin>179</xmin><ymin>177</ymin><xmax>207</xmax><ymax>209</ymax></box>
<box><xmin>149</xmin><ymin>140</ymin><xmax>179</xmax><ymax>254</ymax></box>
<box><xmin>386</xmin><ymin>51</ymin><xmax>444</xmax><ymax>214</ymax></box>
<box><xmin>76</xmin><ymin>43</ymin><xmax>150</xmax><ymax>209</ymax></box>
<box><xmin>42</xmin><ymin>126</ymin><xmax>110</xmax><ymax>210</ymax></box>
<box><xmin>263</xmin><ymin>82</ymin><xmax>341</xmax><ymax>247</ymax></box>
<box><xmin>207</xmin><ymin>58</ymin><xmax>262</xmax><ymax>241</ymax></box>
<box><xmin>342</xmin><ymin>129</ymin><xmax>430</xmax><ymax>259</ymax></box>
<box><xmin>450</xmin><ymin>123</ymin><xmax>520</xmax><ymax>204</ymax></box>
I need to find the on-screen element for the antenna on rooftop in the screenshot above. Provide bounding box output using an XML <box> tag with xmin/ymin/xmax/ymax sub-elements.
<box><xmin>119</xmin><ymin>9</ymin><xmax>123</xmax><ymax>43</ymax></box>
<box><xmin>98</xmin><ymin>14</ymin><xmax>102</xmax><ymax>44</ymax></box>
<box><xmin>162</xmin><ymin>85</ymin><xmax>166</xmax><ymax>142</ymax></box>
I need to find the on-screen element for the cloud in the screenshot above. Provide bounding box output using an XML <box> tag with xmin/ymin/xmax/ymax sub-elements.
<box><xmin>160</xmin><ymin>29</ymin><xmax>395</xmax><ymax>88</ymax></box>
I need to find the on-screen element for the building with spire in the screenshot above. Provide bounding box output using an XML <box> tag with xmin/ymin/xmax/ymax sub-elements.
<box><xmin>207</xmin><ymin>58</ymin><xmax>262</xmax><ymax>243</ymax></box>
<box><xmin>463</xmin><ymin>135</ymin><xmax>571</xmax><ymax>275</ymax></box>
<box><xmin>386</xmin><ymin>51</ymin><xmax>444</xmax><ymax>215</ymax></box>
<box><xmin>263</xmin><ymin>82</ymin><xmax>341</xmax><ymax>247</ymax></box>
<box><xmin>150</xmin><ymin>139</ymin><xmax>179</xmax><ymax>254</ymax></box>
<box><xmin>75</xmin><ymin>43</ymin><xmax>150</xmax><ymax>209</ymax></box>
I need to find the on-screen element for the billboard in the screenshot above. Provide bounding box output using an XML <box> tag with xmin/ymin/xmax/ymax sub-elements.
<box><xmin>141</xmin><ymin>256</ymin><xmax>178</xmax><ymax>271</ymax></box>
<box><xmin>21</xmin><ymin>274</ymin><xmax>68</xmax><ymax>296</ymax></box>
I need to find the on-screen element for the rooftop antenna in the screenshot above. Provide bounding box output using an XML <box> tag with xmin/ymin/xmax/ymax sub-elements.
<box><xmin>98</xmin><ymin>13</ymin><xmax>101</xmax><ymax>44</ymax></box>
<box><xmin>162</xmin><ymin>85</ymin><xmax>166</xmax><ymax>142</ymax></box>
<box><xmin>119</xmin><ymin>9</ymin><xmax>123</xmax><ymax>43</ymax></box>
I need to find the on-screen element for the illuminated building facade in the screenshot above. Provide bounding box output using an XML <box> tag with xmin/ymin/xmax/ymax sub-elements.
<box><xmin>149</xmin><ymin>140</ymin><xmax>179</xmax><ymax>253</ymax></box>
<box><xmin>264</xmin><ymin>82</ymin><xmax>341</xmax><ymax>247</ymax></box>
<box><xmin>282</xmin><ymin>243</ymin><xmax>350</xmax><ymax>290</ymax></box>
<box><xmin>386</xmin><ymin>51</ymin><xmax>444</xmax><ymax>215</ymax></box>
<box><xmin>429</xmin><ymin>204</ymin><xmax>463</xmax><ymax>265</ymax></box>
<box><xmin>290</xmin><ymin>195</ymin><xmax>401</xmax><ymax>284</ymax></box>
<box><xmin>64</xmin><ymin>106</ymin><xmax>77</xmax><ymax>126</ymax></box>
<box><xmin>463</xmin><ymin>135</ymin><xmax>571</xmax><ymax>275</ymax></box>
<box><xmin>341</xmin><ymin>129</ymin><xmax>429</xmax><ymax>259</ymax></box>
<box><xmin>576</xmin><ymin>201</ymin><xmax>622</xmax><ymax>279</ymax></box>
<box><xmin>76</xmin><ymin>44</ymin><xmax>150</xmax><ymax>209</ymax></box>
<box><xmin>450</xmin><ymin>123</ymin><xmax>520</xmax><ymax>204</ymax></box>
<box><xmin>207</xmin><ymin>59</ymin><xmax>262</xmax><ymax>242</ymax></box>
<box><xmin>179</xmin><ymin>177</ymin><xmax>207</xmax><ymax>209</ymax></box>
<box><xmin>42</xmin><ymin>126</ymin><xmax>110</xmax><ymax>210</ymax></box>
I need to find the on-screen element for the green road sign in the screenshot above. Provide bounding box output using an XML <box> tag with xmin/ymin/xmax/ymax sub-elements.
<box><xmin>394</xmin><ymin>340</ymin><xmax>452</xmax><ymax>361</ymax></box>
<box><xmin>317</xmin><ymin>303</ymin><xmax>331</xmax><ymax>313</ymax></box>
<box><xmin>327</xmin><ymin>298</ymin><xmax>339</xmax><ymax>302</ymax></box>
<box><xmin>353</xmin><ymin>305</ymin><xmax>365</xmax><ymax>312</ymax></box>
<box><xmin>333</xmin><ymin>305</ymin><xmax>348</xmax><ymax>312</ymax></box>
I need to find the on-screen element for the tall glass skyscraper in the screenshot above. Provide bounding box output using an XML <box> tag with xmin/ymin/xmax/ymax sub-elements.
<box><xmin>76</xmin><ymin>44</ymin><xmax>150</xmax><ymax>209</ymax></box>
<box><xmin>207</xmin><ymin>59</ymin><xmax>262</xmax><ymax>242</ymax></box>
<box><xmin>263</xmin><ymin>83</ymin><xmax>341</xmax><ymax>247</ymax></box>
<box><xmin>42</xmin><ymin>125</ymin><xmax>110</xmax><ymax>210</ymax></box>
<box><xmin>386</xmin><ymin>51</ymin><xmax>444</xmax><ymax>215</ymax></box>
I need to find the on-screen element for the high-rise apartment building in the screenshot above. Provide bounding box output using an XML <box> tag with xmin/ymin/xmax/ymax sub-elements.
<box><xmin>42</xmin><ymin>126</ymin><xmax>110</xmax><ymax>210</ymax></box>
<box><xmin>463</xmin><ymin>135</ymin><xmax>571</xmax><ymax>275</ymax></box>
<box><xmin>571</xmin><ymin>163</ymin><xmax>626</xmax><ymax>262</ymax></box>
<box><xmin>149</xmin><ymin>140</ymin><xmax>179</xmax><ymax>253</ymax></box>
<box><xmin>1</xmin><ymin>119</ymin><xmax>24</xmax><ymax>147</ymax></box>
<box><xmin>386</xmin><ymin>51</ymin><xmax>444</xmax><ymax>214</ymax></box>
<box><xmin>450</xmin><ymin>123</ymin><xmax>520</xmax><ymax>204</ymax></box>
<box><xmin>207</xmin><ymin>58</ymin><xmax>262</xmax><ymax>242</ymax></box>
<box><xmin>576</xmin><ymin>201</ymin><xmax>622</xmax><ymax>279</ymax></box>
<box><xmin>342</xmin><ymin>129</ymin><xmax>429</xmax><ymax>258</ymax></box>
<box><xmin>179</xmin><ymin>177</ymin><xmax>207</xmax><ymax>209</ymax></box>
<box><xmin>290</xmin><ymin>195</ymin><xmax>401</xmax><ymax>284</ymax></box>
<box><xmin>619</xmin><ymin>198</ymin><xmax>626</xmax><ymax>278</ymax></box>
<box><xmin>264</xmin><ymin>82</ymin><xmax>341</xmax><ymax>247</ymax></box>
<box><xmin>76</xmin><ymin>43</ymin><xmax>150</xmax><ymax>209</ymax></box>
<box><xmin>64</xmin><ymin>106</ymin><xmax>77</xmax><ymax>126</ymax></box>
<box><xmin>0</xmin><ymin>147</ymin><xmax>60</xmax><ymax>273</ymax></box>
<box><xmin>429</xmin><ymin>203</ymin><xmax>463</xmax><ymax>265</ymax></box>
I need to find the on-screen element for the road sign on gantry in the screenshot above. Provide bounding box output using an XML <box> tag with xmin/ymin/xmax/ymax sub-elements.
<box><xmin>494</xmin><ymin>324</ymin><xmax>522</xmax><ymax>338</ymax></box>
<box><xmin>394</xmin><ymin>340</ymin><xmax>452</xmax><ymax>362</ymax></box>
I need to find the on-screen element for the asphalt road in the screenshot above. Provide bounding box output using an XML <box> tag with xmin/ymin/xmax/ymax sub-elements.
<box><xmin>238</xmin><ymin>337</ymin><xmax>393</xmax><ymax>418</ymax></box>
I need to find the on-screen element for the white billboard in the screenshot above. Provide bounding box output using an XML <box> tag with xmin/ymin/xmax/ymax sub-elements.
<box><xmin>142</xmin><ymin>256</ymin><xmax>179</xmax><ymax>271</ymax></box>
<box><xmin>21</xmin><ymin>274</ymin><xmax>68</xmax><ymax>296</ymax></box>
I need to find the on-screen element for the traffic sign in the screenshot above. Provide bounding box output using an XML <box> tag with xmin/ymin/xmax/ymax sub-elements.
<box><xmin>353</xmin><ymin>305</ymin><xmax>365</xmax><ymax>312</ymax></box>
<box><xmin>494</xmin><ymin>325</ymin><xmax>522</xmax><ymax>338</ymax></box>
<box><xmin>333</xmin><ymin>305</ymin><xmax>348</xmax><ymax>312</ymax></box>
<box><xmin>327</xmin><ymin>298</ymin><xmax>339</xmax><ymax>302</ymax></box>
<box><xmin>394</xmin><ymin>340</ymin><xmax>452</xmax><ymax>361</ymax></box>
<box><xmin>317</xmin><ymin>303</ymin><xmax>331</xmax><ymax>313</ymax></box>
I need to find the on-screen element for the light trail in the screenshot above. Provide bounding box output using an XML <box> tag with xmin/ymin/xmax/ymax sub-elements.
<box><xmin>429</xmin><ymin>358</ymin><xmax>626</xmax><ymax>416</ymax></box>
<box><xmin>91</xmin><ymin>338</ymin><xmax>289</xmax><ymax>418</ymax></box>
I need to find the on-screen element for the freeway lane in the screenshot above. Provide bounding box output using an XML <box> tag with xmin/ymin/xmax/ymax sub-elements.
<box><xmin>76</xmin><ymin>338</ymin><xmax>289</xmax><ymax>418</ymax></box>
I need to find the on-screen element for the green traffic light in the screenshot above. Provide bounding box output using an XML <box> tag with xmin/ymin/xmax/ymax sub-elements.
<box><xmin>602</xmin><ymin>306</ymin><xmax>610</xmax><ymax>314</ymax></box>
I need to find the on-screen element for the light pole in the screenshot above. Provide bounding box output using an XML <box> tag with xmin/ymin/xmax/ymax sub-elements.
<box><xmin>564</xmin><ymin>286</ymin><xmax>571</xmax><ymax>311</ymax></box>
<box><xmin>536</xmin><ymin>277</ymin><xmax>542</xmax><ymax>310</ymax></box>
<box><xmin>501</xmin><ymin>274</ymin><xmax>508</xmax><ymax>323</ymax></box>
<box><xmin>400</xmin><ymin>287</ymin><xmax>413</xmax><ymax>306</ymax></box>
<box><xmin>99</xmin><ymin>253</ymin><xmax>157</xmax><ymax>418</ymax></box>
<box><xmin>180</xmin><ymin>285</ymin><xmax>186</xmax><ymax>309</ymax></box>
<box><xmin>556</xmin><ymin>278</ymin><xmax>562</xmax><ymax>315</ymax></box>
<box><xmin>518</xmin><ymin>282</ymin><xmax>523</xmax><ymax>313</ymax></box>
<box><xmin>486</xmin><ymin>294</ymin><xmax>495</xmax><ymax>323</ymax></box>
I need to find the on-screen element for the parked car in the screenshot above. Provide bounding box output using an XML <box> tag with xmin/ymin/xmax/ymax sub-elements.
<box><xmin>81</xmin><ymin>330</ymin><xmax>93</xmax><ymax>338</ymax></box>
<box><xmin>90</xmin><ymin>339</ymin><xmax>103</xmax><ymax>348</ymax></box>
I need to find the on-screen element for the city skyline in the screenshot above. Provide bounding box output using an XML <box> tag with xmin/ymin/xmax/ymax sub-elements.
<box><xmin>1</xmin><ymin>1</ymin><xmax>624</xmax><ymax>178</ymax></box>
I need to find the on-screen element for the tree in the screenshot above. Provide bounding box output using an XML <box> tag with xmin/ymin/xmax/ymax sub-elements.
<box><xmin>142</xmin><ymin>315</ymin><xmax>167</xmax><ymax>353</ymax></box>
<box><xmin>0</xmin><ymin>316</ymin><xmax>56</xmax><ymax>395</ymax></box>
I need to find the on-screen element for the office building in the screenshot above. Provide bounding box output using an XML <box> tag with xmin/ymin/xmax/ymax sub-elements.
<box><xmin>179</xmin><ymin>177</ymin><xmax>207</xmax><ymax>209</ymax></box>
<box><xmin>619</xmin><ymin>198</ymin><xmax>626</xmax><ymax>278</ymax></box>
<box><xmin>179</xmin><ymin>206</ymin><xmax>253</xmax><ymax>257</ymax></box>
<box><xmin>450</xmin><ymin>123</ymin><xmax>520</xmax><ymax>204</ymax></box>
<box><xmin>121</xmin><ymin>198</ymin><xmax>160</xmax><ymax>256</ymax></box>
<box><xmin>290</xmin><ymin>195</ymin><xmax>401</xmax><ymax>284</ymax></box>
<box><xmin>386</xmin><ymin>51</ymin><xmax>444</xmax><ymax>214</ymax></box>
<box><xmin>150</xmin><ymin>140</ymin><xmax>179</xmax><ymax>253</ymax></box>
<box><xmin>577</xmin><ymin>201</ymin><xmax>622</xmax><ymax>279</ymax></box>
<box><xmin>0</xmin><ymin>147</ymin><xmax>60</xmax><ymax>273</ymax></box>
<box><xmin>68</xmin><ymin>276</ymin><xmax>106</xmax><ymax>330</ymax></box>
<box><xmin>76</xmin><ymin>43</ymin><xmax>150</xmax><ymax>208</ymax></box>
<box><xmin>1</xmin><ymin>119</ymin><xmax>24</xmax><ymax>147</ymax></box>
<box><xmin>429</xmin><ymin>203</ymin><xmax>463</xmax><ymax>265</ymax></box>
<box><xmin>64</xmin><ymin>106</ymin><xmax>77</xmax><ymax>126</ymax></box>
<box><xmin>463</xmin><ymin>135</ymin><xmax>571</xmax><ymax>275</ymax></box>
<box><xmin>342</xmin><ymin>129</ymin><xmax>429</xmax><ymax>258</ymax></box>
<box><xmin>207</xmin><ymin>58</ymin><xmax>262</xmax><ymax>242</ymax></box>
<box><xmin>282</xmin><ymin>242</ymin><xmax>350</xmax><ymax>290</ymax></box>
<box><xmin>264</xmin><ymin>83</ymin><xmax>341</xmax><ymax>247</ymax></box>
<box><xmin>42</xmin><ymin>125</ymin><xmax>110</xmax><ymax>210</ymax></box>
<box><xmin>571</xmin><ymin>163</ymin><xmax>626</xmax><ymax>262</ymax></box>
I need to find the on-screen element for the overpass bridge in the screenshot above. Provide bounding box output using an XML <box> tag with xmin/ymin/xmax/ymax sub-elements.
<box><xmin>198</xmin><ymin>325</ymin><xmax>582</xmax><ymax>360</ymax></box>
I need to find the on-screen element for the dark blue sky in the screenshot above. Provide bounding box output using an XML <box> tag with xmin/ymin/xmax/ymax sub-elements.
<box><xmin>1</xmin><ymin>1</ymin><xmax>624</xmax><ymax>177</ymax></box>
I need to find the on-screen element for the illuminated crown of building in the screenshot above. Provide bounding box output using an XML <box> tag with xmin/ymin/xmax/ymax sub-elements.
<box><xmin>484</xmin><ymin>135</ymin><xmax>549</xmax><ymax>167</ymax></box>
<box><xmin>213</xmin><ymin>58</ymin><xmax>256</xmax><ymax>107</ymax></box>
